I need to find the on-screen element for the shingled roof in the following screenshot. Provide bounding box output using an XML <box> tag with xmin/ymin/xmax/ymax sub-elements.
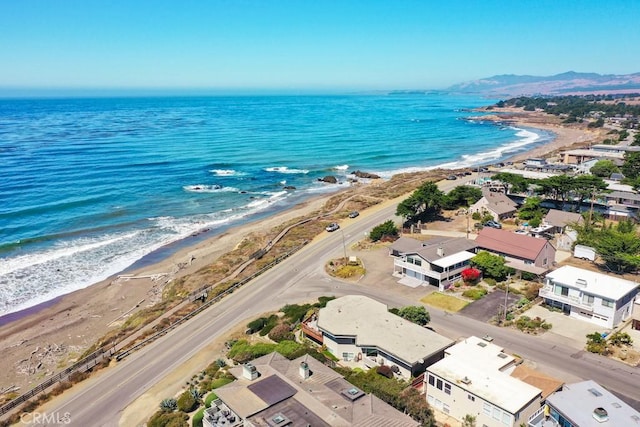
<box><xmin>475</xmin><ymin>228</ymin><xmax>550</xmax><ymax>261</ymax></box>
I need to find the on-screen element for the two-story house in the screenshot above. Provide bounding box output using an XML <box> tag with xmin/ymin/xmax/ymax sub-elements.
<box><xmin>474</xmin><ymin>228</ymin><xmax>556</xmax><ymax>276</ymax></box>
<box><xmin>425</xmin><ymin>336</ymin><xmax>553</xmax><ymax>427</ymax></box>
<box><xmin>389</xmin><ymin>236</ymin><xmax>478</xmax><ymax>290</ymax></box>
<box><xmin>317</xmin><ymin>295</ymin><xmax>453</xmax><ymax>378</ymax></box>
<box><xmin>469</xmin><ymin>189</ymin><xmax>518</xmax><ymax>222</ymax></box>
<box><xmin>539</xmin><ymin>265</ymin><xmax>638</xmax><ymax>328</ymax></box>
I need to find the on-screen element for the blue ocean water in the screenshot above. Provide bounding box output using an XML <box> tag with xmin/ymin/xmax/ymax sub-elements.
<box><xmin>0</xmin><ymin>94</ymin><xmax>554</xmax><ymax>315</ymax></box>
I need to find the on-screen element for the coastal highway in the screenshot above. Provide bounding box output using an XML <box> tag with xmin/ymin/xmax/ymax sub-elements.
<box><xmin>40</xmin><ymin>182</ymin><xmax>639</xmax><ymax>426</ymax></box>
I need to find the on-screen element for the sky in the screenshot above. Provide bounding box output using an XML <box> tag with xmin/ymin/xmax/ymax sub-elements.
<box><xmin>1</xmin><ymin>0</ymin><xmax>639</xmax><ymax>95</ymax></box>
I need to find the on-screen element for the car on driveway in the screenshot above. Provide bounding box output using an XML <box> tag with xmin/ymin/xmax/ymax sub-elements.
<box><xmin>348</xmin><ymin>211</ymin><xmax>359</xmax><ymax>218</ymax></box>
<box><xmin>484</xmin><ymin>220</ymin><xmax>502</xmax><ymax>229</ymax></box>
<box><xmin>446</xmin><ymin>175</ymin><xmax>457</xmax><ymax>180</ymax></box>
<box><xmin>326</xmin><ymin>222</ymin><xmax>340</xmax><ymax>232</ymax></box>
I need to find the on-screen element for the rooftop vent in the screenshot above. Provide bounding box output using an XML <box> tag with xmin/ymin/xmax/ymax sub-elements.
<box><xmin>575</xmin><ymin>278</ymin><xmax>588</xmax><ymax>288</ymax></box>
<box><xmin>588</xmin><ymin>388</ymin><xmax>603</xmax><ymax>397</ymax></box>
<box><xmin>268</xmin><ymin>413</ymin><xmax>291</xmax><ymax>426</ymax></box>
<box><xmin>437</xmin><ymin>247</ymin><xmax>444</xmax><ymax>257</ymax></box>
<box><xmin>242</xmin><ymin>363</ymin><xmax>259</xmax><ymax>381</ymax></box>
<box><xmin>299</xmin><ymin>361</ymin><xmax>310</xmax><ymax>380</ymax></box>
<box><xmin>460</xmin><ymin>376</ymin><xmax>472</xmax><ymax>385</ymax></box>
<box><xmin>341</xmin><ymin>387</ymin><xmax>365</xmax><ymax>401</ymax></box>
<box><xmin>593</xmin><ymin>407</ymin><xmax>609</xmax><ymax>423</ymax></box>
<box><xmin>477</xmin><ymin>342</ymin><xmax>487</xmax><ymax>348</ymax></box>
<box><xmin>497</xmin><ymin>353</ymin><xmax>508</xmax><ymax>359</ymax></box>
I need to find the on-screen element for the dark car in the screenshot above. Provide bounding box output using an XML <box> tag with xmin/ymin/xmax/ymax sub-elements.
<box><xmin>348</xmin><ymin>211</ymin><xmax>359</xmax><ymax>218</ymax></box>
<box><xmin>484</xmin><ymin>220</ymin><xmax>502</xmax><ymax>229</ymax></box>
<box><xmin>326</xmin><ymin>222</ymin><xmax>340</xmax><ymax>232</ymax></box>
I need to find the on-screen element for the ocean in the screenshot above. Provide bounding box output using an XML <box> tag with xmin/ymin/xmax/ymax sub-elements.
<box><xmin>0</xmin><ymin>94</ymin><xmax>554</xmax><ymax>316</ymax></box>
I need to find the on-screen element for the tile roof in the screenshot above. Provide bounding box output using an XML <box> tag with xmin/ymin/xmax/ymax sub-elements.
<box><xmin>475</xmin><ymin>228</ymin><xmax>550</xmax><ymax>261</ymax></box>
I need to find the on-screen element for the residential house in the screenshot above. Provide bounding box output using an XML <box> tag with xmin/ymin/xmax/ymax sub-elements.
<box><xmin>543</xmin><ymin>209</ymin><xmax>583</xmax><ymax>235</ymax></box>
<box><xmin>539</xmin><ymin>265</ymin><xmax>637</xmax><ymax>328</ymax></box>
<box><xmin>474</xmin><ymin>228</ymin><xmax>556</xmax><ymax>275</ymax></box>
<box><xmin>425</xmin><ymin>336</ymin><xmax>553</xmax><ymax>427</ymax></box>
<box><xmin>527</xmin><ymin>380</ymin><xmax>640</xmax><ymax>427</ymax></box>
<box><xmin>469</xmin><ymin>189</ymin><xmax>518</xmax><ymax>221</ymax></box>
<box><xmin>316</xmin><ymin>295</ymin><xmax>453</xmax><ymax>378</ymax></box>
<box><xmin>389</xmin><ymin>236</ymin><xmax>478</xmax><ymax>290</ymax></box>
<box><xmin>203</xmin><ymin>352</ymin><xmax>419</xmax><ymax>427</ymax></box>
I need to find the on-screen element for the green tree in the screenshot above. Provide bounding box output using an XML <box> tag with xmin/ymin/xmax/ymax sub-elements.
<box><xmin>572</xmin><ymin>175</ymin><xmax>609</xmax><ymax>207</ymax></box>
<box><xmin>369</xmin><ymin>220</ymin><xmax>399</xmax><ymax>242</ymax></box>
<box><xmin>442</xmin><ymin>185</ymin><xmax>482</xmax><ymax>210</ymax></box>
<box><xmin>590</xmin><ymin>160</ymin><xmax>619</xmax><ymax>178</ymax></box>
<box><xmin>148</xmin><ymin>410</ymin><xmax>189</xmax><ymax>427</ymax></box>
<box><xmin>463</xmin><ymin>414</ymin><xmax>477</xmax><ymax>427</ymax></box>
<box><xmin>470</xmin><ymin>251</ymin><xmax>514</xmax><ymax>281</ymax></box>
<box><xmin>622</xmin><ymin>151</ymin><xmax>640</xmax><ymax>180</ymax></box>
<box><xmin>517</xmin><ymin>196</ymin><xmax>545</xmax><ymax>224</ymax></box>
<box><xmin>396</xmin><ymin>306</ymin><xmax>431</xmax><ymax>326</ymax></box>
<box><xmin>176</xmin><ymin>390</ymin><xmax>198</xmax><ymax>412</ymax></box>
<box><xmin>534</xmin><ymin>175</ymin><xmax>574</xmax><ymax>209</ymax></box>
<box><xmin>491</xmin><ymin>172</ymin><xmax>531</xmax><ymax>194</ymax></box>
<box><xmin>396</xmin><ymin>181</ymin><xmax>445</xmax><ymax>222</ymax></box>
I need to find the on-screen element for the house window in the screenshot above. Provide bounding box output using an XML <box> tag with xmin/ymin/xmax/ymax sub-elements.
<box><xmin>342</xmin><ymin>352</ymin><xmax>354</xmax><ymax>361</ymax></box>
<box><xmin>483</xmin><ymin>403</ymin><xmax>491</xmax><ymax>416</ymax></box>
<box><xmin>468</xmin><ymin>394</ymin><xmax>475</xmax><ymax>402</ymax></box>
<box><xmin>436</xmin><ymin>379</ymin><xmax>443</xmax><ymax>390</ymax></box>
<box><xmin>492</xmin><ymin>407</ymin><xmax>501</xmax><ymax>420</ymax></box>
<box><xmin>602</xmin><ymin>299</ymin><xmax>614</xmax><ymax>308</ymax></box>
<box><xmin>442</xmin><ymin>403</ymin><xmax>450</xmax><ymax>414</ymax></box>
<box><xmin>582</xmin><ymin>294</ymin><xmax>594</xmax><ymax>304</ymax></box>
<box><xmin>501</xmin><ymin>412</ymin><xmax>511</xmax><ymax>425</ymax></box>
<box><xmin>444</xmin><ymin>383</ymin><xmax>451</xmax><ymax>395</ymax></box>
<box><xmin>543</xmin><ymin>257</ymin><xmax>548</xmax><ymax>266</ymax></box>
<box><xmin>428</xmin><ymin>375</ymin><xmax>435</xmax><ymax>386</ymax></box>
<box><xmin>554</xmin><ymin>285</ymin><xmax>569</xmax><ymax>296</ymax></box>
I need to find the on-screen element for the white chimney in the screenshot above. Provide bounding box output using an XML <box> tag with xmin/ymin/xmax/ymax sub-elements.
<box><xmin>437</xmin><ymin>247</ymin><xmax>444</xmax><ymax>257</ymax></box>
<box><xmin>243</xmin><ymin>363</ymin><xmax>259</xmax><ymax>381</ymax></box>
<box><xmin>299</xmin><ymin>361</ymin><xmax>310</xmax><ymax>379</ymax></box>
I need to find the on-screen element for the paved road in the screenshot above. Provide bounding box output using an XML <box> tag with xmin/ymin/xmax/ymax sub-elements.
<box><xmin>39</xmin><ymin>178</ymin><xmax>639</xmax><ymax>426</ymax></box>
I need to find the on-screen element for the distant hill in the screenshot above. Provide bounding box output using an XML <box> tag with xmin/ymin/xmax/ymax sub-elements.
<box><xmin>447</xmin><ymin>71</ymin><xmax>640</xmax><ymax>97</ymax></box>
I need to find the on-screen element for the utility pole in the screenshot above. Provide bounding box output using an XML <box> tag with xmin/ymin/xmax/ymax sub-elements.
<box><xmin>503</xmin><ymin>274</ymin><xmax>510</xmax><ymax>323</ymax></box>
<box><xmin>340</xmin><ymin>229</ymin><xmax>347</xmax><ymax>264</ymax></box>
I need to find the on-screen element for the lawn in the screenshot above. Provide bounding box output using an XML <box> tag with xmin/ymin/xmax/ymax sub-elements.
<box><xmin>420</xmin><ymin>292</ymin><xmax>469</xmax><ymax>312</ymax></box>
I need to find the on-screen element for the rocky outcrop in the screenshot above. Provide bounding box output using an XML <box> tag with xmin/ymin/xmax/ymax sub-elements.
<box><xmin>318</xmin><ymin>176</ymin><xmax>338</xmax><ymax>184</ymax></box>
<box><xmin>352</xmin><ymin>170</ymin><xmax>381</xmax><ymax>179</ymax></box>
<box><xmin>283</xmin><ymin>185</ymin><xmax>296</xmax><ymax>190</ymax></box>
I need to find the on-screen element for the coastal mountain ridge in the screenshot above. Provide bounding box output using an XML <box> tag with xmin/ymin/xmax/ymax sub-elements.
<box><xmin>447</xmin><ymin>71</ymin><xmax>640</xmax><ymax>97</ymax></box>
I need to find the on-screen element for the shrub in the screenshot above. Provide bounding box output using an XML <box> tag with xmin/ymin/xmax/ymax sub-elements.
<box><xmin>471</xmin><ymin>211</ymin><xmax>481</xmax><ymax>220</ymax></box>
<box><xmin>586</xmin><ymin>332</ymin><xmax>607</xmax><ymax>354</ymax></box>
<box><xmin>396</xmin><ymin>305</ymin><xmax>430</xmax><ymax>326</ymax></box>
<box><xmin>160</xmin><ymin>398</ymin><xmax>178</xmax><ymax>412</ymax></box>
<box><xmin>484</xmin><ymin>278</ymin><xmax>497</xmax><ymax>286</ymax></box>
<box><xmin>376</xmin><ymin>365</ymin><xmax>394</xmax><ymax>379</ymax></box>
<box><xmin>516</xmin><ymin>297</ymin><xmax>530</xmax><ymax>308</ymax></box>
<box><xmin>522</xmin><ymin>282</ymin><xmax>542</xmax><ymax>300</ymax></box>
<box><xmin>148</xmin><ymin>410</ymin><xmax>188</xmax><ymax>427</ymax></box>
<box><xmin>227</xmin><ymin>339</ymin><xmax>277</xmax><ymax>363</ymax></box>
<box><xmin>177</xmin><ymin>391</ymin><xmax>198</xmax><ymax>413</ymax></box>
<box><xmin>246</xmin><ymin>317</ymin><xmax>267</xmax><ymax>334</ymax></box>
<box><xmin>461</xmin><ymin>267</ymin><xmax>481</xmax><ymax>283</ymax></box>
<box><xmin>204</xmin><ymin>392</ymin><xmax>219</xmax><ymax>408</ymax></box>
<box><xmin>462</xmin><ymin>288</ymin><xmax>487</xmax><ymax>300</ymax></box>
<box><xmin>192</xmin><ymin>407</ymin><xmax>205</xmax><ymax>427</ymax></box>
<box><xmin>268</xmin><ymin>323</ymin><xmax>295</xmax><ymax>342</ymax></box>
<box><xmin>369</xmin><ymin>220</ymin><xmax>398</xmax><ymax>242</ymax></box>
<box><xmin>608</xmin><ymin>331</ymin><xmax>633</xmax><ymax>346</ymax></box>
<box><xmin>516</xmin><ymin>316</ymin><xmax>552</xmax><ymax>333</ymax></box>
<box><xmin>215</xmin><ymin>358</ymin><xmax>227</xmax><ymax>368</ymax></box>
<box><xmin>259</xmin><ymin>315</ymin><xmax>279</xmax><ymax>336</ymax></box>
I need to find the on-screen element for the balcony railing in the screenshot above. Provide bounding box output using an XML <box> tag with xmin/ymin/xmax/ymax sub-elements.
<box><xmin>539</xmin><ymin>287</ymin><xmax>594</xmax><ymax>311</ymax></box>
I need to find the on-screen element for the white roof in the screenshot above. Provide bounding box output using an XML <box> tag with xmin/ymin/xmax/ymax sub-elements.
<box><xmin>317</xmin><ymin>295</ymin><xmax>453</xmax><ymax>364</ymax></box>
<box><xmin>605</xmin><ymin>180</ymin><xmax>635</xmax><ymax>192</ymax></box>
<box><xmin>432</xmin><ymin>250</ymin><xmax>476</xmax><ymax>268</ymax></box>
<box><xmin>563</xmin><ymin>149</ymin><xmax>624</xmax><ymax>159</ymax></box>
<box><xmin>546</xmin><ymin>266</ymin><xmax>638</xmax><ymax>300</ymax></box>
<box><xmin>428</xmin><ymin>336</ymin><xmax>541</xmax><ymax>414</ymax></box>
<box><xmin>497</xmin><ymin>168</ymin><xmax>554</xmax><ymax>180</ymax></box>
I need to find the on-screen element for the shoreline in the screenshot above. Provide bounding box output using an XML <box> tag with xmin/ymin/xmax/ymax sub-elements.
<box><xmin>0</xmin><ymin>107</ymin><xmax>608</xmax><ymax>394</ymax></box>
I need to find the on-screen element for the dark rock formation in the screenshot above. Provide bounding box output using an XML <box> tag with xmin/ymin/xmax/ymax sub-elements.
<box><xmin>352</xmin><ymin>170</ymin><xmax>381</xmax><ymax>179</ymax></box>
<box><xmin>318</xmin><ymin>176</ymin><xmax>338</xmax><ymax>184</ymax></box>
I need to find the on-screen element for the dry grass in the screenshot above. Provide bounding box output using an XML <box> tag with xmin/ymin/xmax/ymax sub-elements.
<box><xmin>420</xmin><ymin>292</ymin><xmax>469</xmax><ymax>312</ymax></box>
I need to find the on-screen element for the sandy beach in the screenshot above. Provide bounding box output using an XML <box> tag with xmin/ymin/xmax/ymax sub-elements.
<box><xmin>0</xmin><ymin>107</ymin><xmax>610</xmax><ymax>400</ymax></box>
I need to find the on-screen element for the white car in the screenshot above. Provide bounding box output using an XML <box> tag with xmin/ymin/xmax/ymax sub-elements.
<box><xmin>326</xmin><ymin>223</ymin><xmax>340</xmax><ymax>232</ymax></box>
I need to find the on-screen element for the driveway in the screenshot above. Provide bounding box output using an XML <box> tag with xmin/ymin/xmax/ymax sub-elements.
<box><xmin>459</xmin><ymin>288</ymin><xmax>520</xmax><ymax>322</ymax></box>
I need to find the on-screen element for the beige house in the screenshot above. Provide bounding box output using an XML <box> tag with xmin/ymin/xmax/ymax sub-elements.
<box><xmin>205</xmin><ymin>352</ymin><xmax>419</xmax><ymax>427</ymax></box>
<box><xmin>469</xmin><ymin>189</ymin><xmax>518</xmax><ymax>221</ymax></box>
<box><xmin>425</xmin><ymin>336</ymin><xmax>547</xmax><ymax>427</ymax></box>
<box><xmin>317</xmin><ymin>295</ymin><xmax>453</xmax><ymax>378</ymax></box>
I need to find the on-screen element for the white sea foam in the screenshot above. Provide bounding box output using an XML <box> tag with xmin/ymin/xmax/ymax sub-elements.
<box><xmin>0</xmin><ymin>189</ymin><xmax>296</xmax><ymax>316</ymax></box>
<box><xmin>264</xmin><ymin>166</ymin><xmax>310</xmax><ymax>174</ymax></box>
<box><xmin>374</xmin><ymin>126</ymin><xmax>548</xmax><ymax>179</ymax></box>
<box><xmin>209</xmin><ymin>169</ymin><xmax>243</xmax><ymax>176</ymax></box>
<box><xmin>332</xmin><ymin>164</ymin><xmax>349</xmax><ymax>171</ymax></box>
<box><xmin>183</xmin><ymin>184</ymin><xmax>239</xmax><ymax>193</ymax></box>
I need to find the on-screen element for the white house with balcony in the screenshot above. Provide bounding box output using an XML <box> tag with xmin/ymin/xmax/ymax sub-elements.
<box><xmin>389</xmin><ymin>236</ymin><xmax>478</xmax><ymax>290</ymax></box>
<box><xmin>540</xmin><ymin>266</ymin><xmax>638</xmax><ymax>328</ymax></box>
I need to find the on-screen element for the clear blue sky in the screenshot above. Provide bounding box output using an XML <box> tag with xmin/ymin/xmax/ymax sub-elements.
<box><xmin>1</xmin><ymin>0</ymin><xmax>639</xmax><ymax>94</ymax></box>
